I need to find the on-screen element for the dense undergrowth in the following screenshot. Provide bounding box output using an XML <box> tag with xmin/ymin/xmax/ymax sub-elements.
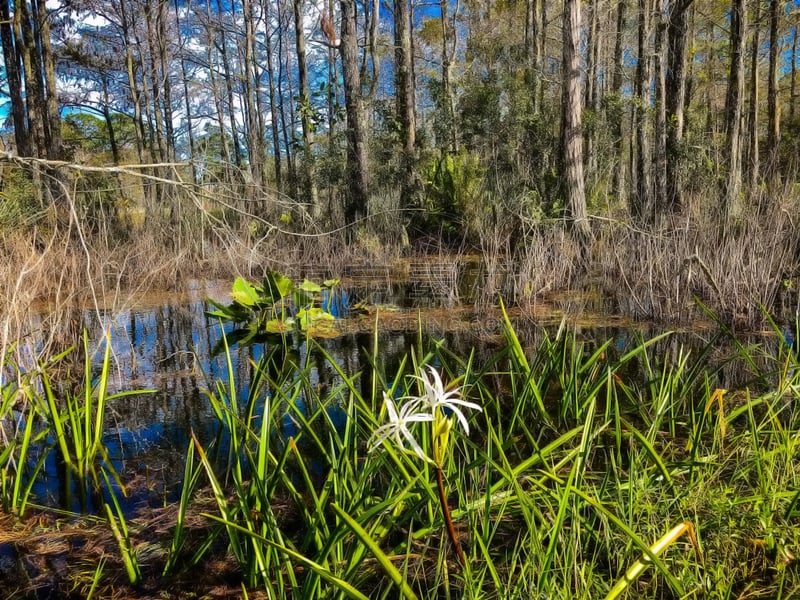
<box><xmin>1</xmin><ymin>302</ymin><xmax>799</xmax><ymax>598</ymax></box>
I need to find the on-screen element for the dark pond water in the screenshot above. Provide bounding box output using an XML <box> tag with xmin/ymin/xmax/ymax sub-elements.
<box><xmin>11</xmin><ymin>267</ymin><xmax>798</xmax><ymax>516</ymax></box>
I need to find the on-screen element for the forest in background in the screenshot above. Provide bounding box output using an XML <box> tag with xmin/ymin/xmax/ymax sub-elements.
<box><xmin>0</xmin><ymin>0</ymin><xmax>799</xmax><ymax>330</ymax></box>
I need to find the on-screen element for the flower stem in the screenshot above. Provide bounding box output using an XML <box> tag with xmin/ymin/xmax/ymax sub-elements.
<box><xmin>435</xmin><ymin>465</ymin><xmax>465</xmax><ymax>567</ymax></box>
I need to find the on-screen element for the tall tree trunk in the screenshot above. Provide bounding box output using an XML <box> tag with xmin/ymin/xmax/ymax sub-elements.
<box><xmin>562</xmin><ymin>0</ymin><xmax>591</xmax><ymax>245</ymax></box>
<box><xmin>525</xmin><ymin>0</ymin><xmax>542</xmax><ymax>113</ymax></box>
<box><xmin>175</xmin><ymin>0</ymin><xmax>197</xmax><ymax>184</ymax></box>
<box><xmin>340</xmin><ymin>0</ymin><xmax>370</xmax><ymax>228</ymax></box>
<box><xmin>145</xmin><ymin>0</ymin><xmax>167</xmax><ymax>163</ymax></box>
<box><xmin>439</xmin><ymin>0</ymin><xmax>458</xmax><ymax>151</ymax></box>
<box><xmin>361</xmin><ymin>0</ymin><xmax>380</xmax><ymax>101</ymax></box>
<box><xmin>157</xmin><ymin>0</ymin><xmax>175</xmax><ymax>161</ymax></box>
<box><xmin>263</xmin><ymin>0</ymin><xmax>282</xmax><ymax>192</ymax></box>
<box><xmin>277</xmin><ymin>0</ymin><xmax>297</xmax><ymax>194</ymax></box>
<box><xmin>765</xmin><ymin>0</ymin><xmax>780</xmax><ymax>187</ymax></box>
<box><xmin>584</xmin><ymin>0</ymin><xmax>601</xmax><ymax>177</ymax></box>
<box><xmin>746</xmin><ymin>0</ymin><xmax>760</xmax><ymax>194</ymax></box>
<box><xmin>653</xmin><ymin>0</ymin><xmax>668</xmax><ymax>215</ymax></box>
<box><xmin>395</xmin><ymin>0</ymin><xmax>419</xmax><ymax>211</ymax></box>
<box><xmin>664</xmin><ymin>0</ymin><xmax>692</xmax><ymax>213</ymax></box>
<box><xmin>0</xmin><ymin>0</ymin><xmax>30</xmax><ymax>156</ymax></box>
<box><xmin>294</xmin><ymin>0</ymin><xmax>319</xmax><ymax>215</ymax></box>
<box><xmin>723</xmin><ymin>0</ymin><xmax>746</xmax><ymax>218</ymax></box>
<box><xmin>216</xmin><ymin>0</ymin><xmax>242</xmax><ymax>168</ymax></box>
<box><xmin>241</xmin><ymin>0</ymin><xmax>264</xmax><ymax>200</ymax></box>
<box><xmin>101</xmin><ymin>75</ymin><xmax>120</xmax><ymax>165</ymax></box>
<box><xmin>204</xmin><ymin>0</ymin><xmax>232</xmax><ymax>169</ymax></box>
<box><xmin>17</xmin><ymin>0</ymin><xmax>48</xmax><ymax>159</ymax></box>
<box><xmin>633</xmin><ymin>0</ymin><xmax>652</xmax><ymax>221</ymax></box>
<box><xmin>120</xmin><ymin>0</ymin><xmax>148</xmax><ymax>205</ymax></box>
<box><xmin>36</xmin><ymin>0</ymin><xmax>61</xmax><ymax>161</ymax></box>
<box><xmin>612</xmin><ymin>0</ymin><xmax>627</xmax><ymax>203</ymax></box>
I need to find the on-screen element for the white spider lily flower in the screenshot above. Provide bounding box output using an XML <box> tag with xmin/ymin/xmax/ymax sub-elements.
<box><xmin>414</xmin><ymin>366</ymin><xmax>482</xmax><ymax>434</ymax></box>
<box><xmin>368</xmin><ymin>392</ymin><xmax>434</xmax><ymax>461</ymax></box>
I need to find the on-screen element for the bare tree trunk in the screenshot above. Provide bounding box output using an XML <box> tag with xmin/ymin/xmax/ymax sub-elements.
<box><xmin>216</xmin><ymin>0</ymin><xmax>242</xmax><ymax>168</ymax></box>
<box><xmin>241</xmin><ymin>0</ymin><xmax>264</xmax><ymax>200</ymax></box>
<box><xmin>101</xmin><ymin>75</ymin><xmax>120</xmax><ymax>165</ymax></box>
<box><xmin>653</xmin><ymin>0</ymin><xmax>667</xmax><ymax>215</ymax></box>
<box><xmin>157</xmin><ymin>0</ymin><xmax>175</xmax><ymax>161</ymax></box>
<box><xmin>395</xmin><ymin>0</ymin><xmax>419</xmax><ymax>211</ymax></box>
<box><xmin>562</xmin><ymin>0</ymin><xmax>591</xmax><ymax>246</ymax></box>
<box><xmin>633</xmin><ymin>0</ymin><xmax>652</xmax><ymax>222</ymax></box>
<box><xmin>746</xmin><ymin>0</ymin><xmax>760</xmax><ymax>193</ymax></box>
<box><xmin>665</xmin><ymin>0</ymin><xmax>693</xmax><ymax>213</ymax></box>
<box><xmin>439</xmin><ymin>0</ymin><xmax>458</xmax><ymax>151</ymax></box>
<box><xmin>175</xmin><ymin>0</ymin><xmax>197</xmax><ymax>184</ymax></box>
<box><xmin>120</xmin><ymin>0</ymin><xmax>148</xmax><ymax>202</ymax></box>
<box><xmin>0</xmin><ymin>0</ymin><xmax>30</xmax><ymax>156</ymax></box>
<box><xmin>294</xmin><ymin>0</ymin><xmax>319</xmax><ymax>215</ymax></box>
<box><xmin>765</xmin><ymin>0</ymin><xmax>780</xmax><ymax>186</ymax></box>
<box><xmin>723</xmin><ymin>0</ymin><xmax>746</xmax><ymax>218</ymax></box>
<box><xmin>17</xmin><ymin>0</ymin><xmax>48</xmax><ymax>159</ymax></box>
<box><xmin>145</xmin><ymin>0</ymin><xmax>167</xmax><ymax>163</ymax></box>
<box><xmin>584</xmin><ymin>0</ymin><xmax>601</xmax><ymax>177</ymax></box>
<box><xmin>263</xmin><ymin>0</ymin><xmax>282</xmax><ymax>192</ymax></box>
<box><xmin>612</xmin><ymin>0</ymin><xmax>627</xmax><ymax>202</ymax></box>
<box><xmin>204</xmin><ymin>0</ymin><xmax>232</xmax><ymax>169</ymax></box>
<box><xmin>277</xmin><ymin>0</ymin><xmax>297</xmax><ymax>195</ymax></box>
<box><xmin>340</xmin><ymin>0</ymin><xmax>370</xmax><ymax>229</ymax></box>
<box><xmin>525</xmin><ymin>0</ymin><xmax>542</xmax><ymax>112</ymax></box>
<box><xmin>36</xmin><ymin>0</ymin><xmax>62</xmax><ymax>161</ymax></box>
<box><xmin>361</xmin><ymin>0</ymin><xmax>380</xmax><ymax>101</ymax></box>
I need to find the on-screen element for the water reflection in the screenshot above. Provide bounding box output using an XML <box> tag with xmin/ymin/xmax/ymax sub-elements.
<box><xmin>16</xmin><ymin>277</ymin><xmax>796</xmax><ymax>514</ymax></box>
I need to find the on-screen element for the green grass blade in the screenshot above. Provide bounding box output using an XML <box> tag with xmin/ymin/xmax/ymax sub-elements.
<box><xmin>331</xmin><ymin>503</ymin><xmax>419</xmax><ymax>600</ymax></box>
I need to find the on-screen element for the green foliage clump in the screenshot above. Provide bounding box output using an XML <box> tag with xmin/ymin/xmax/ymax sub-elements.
<box><xmin>206</xmin><ymin>272</ymin><xmax>340</xmax><ymax>346</ymax></box>
<box><xmin>0</xmin><ymin>167</ymin><xmax>40</xmax><ymax>231</ymax></box>
<box><xmin>418</xmin><ymin>150</ymin><xmax>486</xmax><ymax>242</ymax></box>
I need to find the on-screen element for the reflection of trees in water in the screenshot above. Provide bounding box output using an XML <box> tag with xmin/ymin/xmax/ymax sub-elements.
<box><xmin>25</xmin><ymin>291</ymin><xmax>792</xmax><ymax>511</ymax></box>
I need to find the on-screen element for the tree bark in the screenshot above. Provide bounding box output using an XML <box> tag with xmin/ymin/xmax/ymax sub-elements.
<box><xmin>340</xmin><ymin>0</ymin><xmax>370</xmax><ymax>229</ymax></box>
<box><xmin>525</xmin><ymin>0</ymin><xmax>542</xmax><ymax>113</ymax></box>
<box><xmin>0</xmin><ymin>0</ymin><xmax>30</xmax><ymax>156</ymax></box>
<box><xmin>746</xmin><ymin>0</ymin><xmax>760</xmax><ymax>193</ymax></box>
<box><xmin>653</xmin><ymin>0</ymin><xmax>667</xmax><ymax>215</ymax></box>
<box><xmin>765</xmin><ymin>0</ymin><xmax>780</xmax><ymax>186</ymax></box>
<box><xmin>439</xmin><ymin>0</ymin><xmax>458</xmax><ymax>151</ymax></box>
<box><xmin>215</xmin><ymin>0</ymin><xmax>242</xmax><ymax>168</ymax></box>
<box><xmin>241</xmin><ymin>0</ymin><xmax>264</xmax><ymax>198</ymax></box>
<box><xmin>633</xmin><ymin>0</ymin><xmax>652</xmax><ymax>222</ymax></box>
<box><xmin>175</xmin><ymin>0</ymin><xmax>197</xmax><ymax>184</ymax></box>
<box><xmin>584</xmin><ymin>0</ymin><xmax>601</xmax><ymax>177</ymax></box>
<box><xmin>612</xmin><ymin>0</ymin><xmax>627</xmax><ymax>202</ymax></box>
<box><xmin>17</xmin><ymin>0</ymin><xmax>48</xmax><ymax>159</ymax></box>
<box><xmin>294</xmin><ymin>0</ymin><xmax>319</xmax><ymax>214</ymax></box>
<box><xmin>722</xmin><ymin>0</ymin><xmax>746</xmax><ymax>218</ymax></box>
<box><xmin>664</xmin><ymin>0</ymin><xmax>692</xmax><ymax>212</ymax></box>
<box><xmin>36</xmin><ymin>0</ymin><xmax>62</xmax><ymax>160</ymax></box>
<box><xmin>263</xmin><ymin>0</ymin><xmax>282</xmax><ymax>192</ymax></box>
<box><xmin>562</xmin><ymin>0</ymin><xmax>591</xmax><ymax>245</ymax></box>
<box><xmin>395</xmin><ymin>0</ymin><xmax>419</xmax><ymax>212</ymax></box>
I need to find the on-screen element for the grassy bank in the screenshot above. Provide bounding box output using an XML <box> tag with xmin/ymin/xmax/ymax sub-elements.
<box><xmin>1</xmin><ymin>305</ymin><xmax>799</xmax><ymax>598</ymax></box>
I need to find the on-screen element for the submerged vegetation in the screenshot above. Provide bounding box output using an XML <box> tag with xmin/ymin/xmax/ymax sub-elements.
<box><xmin>1</xmin><ymin>292</ymin><xmax>800</xmax><ymax>598</ymax></box>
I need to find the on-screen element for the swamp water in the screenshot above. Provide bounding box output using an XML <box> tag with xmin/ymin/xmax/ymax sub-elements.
<box><xmin>2</xmin><ymin>264</ymin><xmax>798</xmax><ymax>598</ymax></box>
<box><xmin>17</xmin><ymin>268</ymin><xmax>792</xmax><ymax>516</ymax></box>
